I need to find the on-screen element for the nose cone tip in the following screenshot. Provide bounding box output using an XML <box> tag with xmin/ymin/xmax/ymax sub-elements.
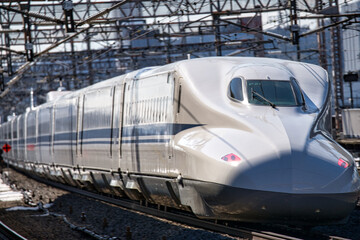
<box><xmin>224</xmin><ymin>152</ymin><xmax>360</xmax><ymax>224</ymax></box>
<box><xmin>201</xmin><ymin>182</ymin><xmax>358</xmax><ymax>224</ymax></box>
<box><xmin>238</xmin><ymin>148</ymin><xmax>360</xmax><ymax>194</ymax></box>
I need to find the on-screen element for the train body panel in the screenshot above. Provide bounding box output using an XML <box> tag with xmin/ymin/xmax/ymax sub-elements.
<box><xmin>1</xmin><ymin>57</ymin><xmax>359</xmax><ymax>225</ymax></box>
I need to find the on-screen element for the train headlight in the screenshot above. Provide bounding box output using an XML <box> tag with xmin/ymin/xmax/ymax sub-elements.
<box><xmin>338</xmin><ymin>158</ymin><xmax>349</xmax><ymax>169</ymax></box>
<box><xmin>221</xmin><ymin>153</ymin><xmax>241</xmax><ymax>162</ymax></box>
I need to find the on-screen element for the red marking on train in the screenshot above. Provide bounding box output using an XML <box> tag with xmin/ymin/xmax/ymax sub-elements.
<box><xmin>2</xmin><ymin>143</ymin><xmax>11</xmax><ymax>153</ymax></box>
<box><xmin>338</xmin><ymin>158</ymin><xmax>349</xmax><ymax>168</ymax></box>
<box><xmin>27</xmin><ymin>144</ymin><xmax>35</xmax><ymax>151</ymax></box>
<box><xmin>221</xmin><ymin>153</ymin><xmax>241</xmax><ymax>162</ymax></box>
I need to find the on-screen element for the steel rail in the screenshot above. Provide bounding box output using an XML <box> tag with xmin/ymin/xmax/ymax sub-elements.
<box><xmin>0</xmin><ymin>221</ymin><xmax>27</xmax><ymax>240</ymax></box>
<box><xmin>27</xmin><ymin>173</ymin><xmax>304</xmax><ymax>240</ymax></box>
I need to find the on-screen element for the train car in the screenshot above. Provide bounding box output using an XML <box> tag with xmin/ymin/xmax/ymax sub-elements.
<box><xmin>1</xmin><ymin>57</ymin><xmax>359</xmax><ymax>225</ymax></box>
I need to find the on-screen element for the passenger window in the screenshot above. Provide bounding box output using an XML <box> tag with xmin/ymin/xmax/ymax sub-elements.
<box><xmin>229</xmin><ymin>78</ymin><xmax>244</xmax><ymax>101</ymax></box>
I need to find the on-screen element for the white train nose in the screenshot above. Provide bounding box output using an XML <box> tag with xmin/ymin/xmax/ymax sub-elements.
<box><xmin>188</xmin><ymin>151</ymin><xmax>360</xmax><ymax>224</ymax></box>
<box><xmin>258</xmin><ymin>110</ymin><xmax>360</xmax><ymax>195</ymax></box>
<box><xmin>203</xmin><ymin>138</ymin><xmax>360</xmax><ymax>224</ymax></box>
<box><xmin>199</xmin><ymin>182</ymin><xmax>359</xmax><ymax>225</ymax></box>
<box><xmin>240</xmin><ymin>151</ymin><xmax>358</xmax><ymax>194</ymax></box>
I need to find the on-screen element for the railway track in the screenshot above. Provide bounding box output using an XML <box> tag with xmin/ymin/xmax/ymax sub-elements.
<box><xmin>0</xmin><ymin>220</ymin><xmax>27</xmax><ymax>240</ymax></box>
<box><xmin>24</xmin><ymin>173</ymin><xmax>326</xmax><ymax>240</ymax></box>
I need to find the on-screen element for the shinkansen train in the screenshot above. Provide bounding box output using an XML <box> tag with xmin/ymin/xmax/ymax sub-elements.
<box><xmin>1</xmin><ymin>57</ymin><xmax>359</xmax><ymax>225</ymax></box>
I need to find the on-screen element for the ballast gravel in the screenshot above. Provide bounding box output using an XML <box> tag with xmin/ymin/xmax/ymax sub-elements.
<box><xmin>0</xmin><ymin>167</ymin><xmax>238</xmax><ymax>240</ymax></box>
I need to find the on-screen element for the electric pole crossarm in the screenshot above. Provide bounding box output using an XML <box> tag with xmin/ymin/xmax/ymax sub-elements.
<box><xmin>0</xmin><ymin>5</ymin><xmax>64</xmax><ymax>24</ymax></box>
<box><xmin>0</xmin><ymin>46</ymin><xmax>26</xmax><ymax>56</ymax></box>
<box><xmin>76</xmin><ymin>0</ymin><xmax>131</xmax><ymax>27</ymax></box>
<box><xmin>221</xmin><ymin>19</ymin><xmax>291</xmax><ymax>42</ymax></box>
<box><xmin>300</xmin><ymin>17</ymin><xmax>353</xmax><ymax>37</ymax></box>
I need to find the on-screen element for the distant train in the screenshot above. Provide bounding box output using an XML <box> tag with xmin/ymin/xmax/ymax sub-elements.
<box><xmin>1</xmin><ymin>57</ymin><xmax>359</xmax><ymax>225</ymax></box>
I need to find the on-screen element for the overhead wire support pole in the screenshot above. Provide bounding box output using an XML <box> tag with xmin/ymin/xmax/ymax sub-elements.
<box><xmin>329</xmin><ymin>0</ymin><xmax>344</xmax><ymax>135</ymax></box>
<box><xmin>289</xmin><ymin>0</ymin><xmax>300</xmax><ymax>61</ymax></box>
<box><xmin>20</xmin><ymin>2</ymin><xmax>34</xmax><ymax>62</ymax></box>
<box><xmin>4</xmin><ymin>31</ymin><xmax>13</xmax><ymax>75</ymax></box>
<box><xmin>63</xmin><ymin>0</ymin><xmax>75</xmax><ymax>33</ymax></box>
<box><xmin>0</xmin><ymin>9</ymin><xmax>13</xmax><ymax>76</ymax></box>
<box><xmin>316</xmin><ymin>0</ymin><xmax>328</xmax><ymax>71</ymax></box>
<box><xmin>0</xmin><ymin>7</ymin><xmax>13</xmax><ymax>76</ymax></box>
<box><xmin>86</xmin><ymin>28</ymin><xmax>94</xmax><ymax>86</ymax></box>
<box><xmin>212</xmin><ymin>0</ymin><xmax>222</xmax><ymax>56</ymax></box>
<box><xmin>166</xmin><ymin>23</ymin><xmax>171</xmax><ymax>64</ymax></box>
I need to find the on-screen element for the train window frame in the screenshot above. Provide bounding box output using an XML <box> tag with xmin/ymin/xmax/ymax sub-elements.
<box><xmin>290</xmin><ymin>77</ymin><xmax>306</xmax><ymax>109</ymax></box>
<box><xmin>228</xmin><ymin>77</ymin><xmax>244</xmax><ymax>102</ymax></box>
<box><xmin>245</xmin><ymin>79</ymin><xmax>303</xmax><ymax>107</ymax></box>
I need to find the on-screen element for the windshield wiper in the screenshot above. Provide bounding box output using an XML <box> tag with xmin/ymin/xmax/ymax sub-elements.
<box><xmin>251</xmin><ymin>90</ymin><xmax>277</xmax><ymax>108</ymax></box>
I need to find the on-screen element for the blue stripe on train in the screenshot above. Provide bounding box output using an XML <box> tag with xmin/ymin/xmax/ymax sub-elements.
<box><xmin>19</xmin><ymin>123</ymin><xmax>202</xmax><ymax>146</ymax></box>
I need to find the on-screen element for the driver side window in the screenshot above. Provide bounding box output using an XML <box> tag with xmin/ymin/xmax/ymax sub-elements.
<box><xmin>229</xmin><ymin>78</ymin><xmax>244</xmax><ymax>101</ymax></box>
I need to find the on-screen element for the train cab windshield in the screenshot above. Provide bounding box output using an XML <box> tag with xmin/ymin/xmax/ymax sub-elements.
<box><xmin>229</xmin><ymin>78</ymin><xmax>304</xmax><ymax>107</ymax></box>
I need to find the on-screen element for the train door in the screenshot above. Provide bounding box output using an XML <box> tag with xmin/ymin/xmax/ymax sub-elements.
<box><xmin>76</xmin><ymin>95</ymin><xmax>84</xmax><ymax>166</ymax></box>
<box><xmin>16</xmin><ymin>118</ymin><xmax>20</xmax><ymax>162</ymax></box>
<box><xmin>50</xmin><ymin>105</ymin><xmax>55</xmax><ymax>160</ymax></box>
<box><xmin>69</xmin><ymin>98</ymin><xmax>77</xmax><ymax>166</ymax></box>
<box><xmin>18</xmin><ymin>115</ymin><xmax>26</xmax><ymax>163</ymax></box>
<box><xmin>168</xmin><ymin>73</ymin><xmax>178</xmax><ymax>159</ymax></box>
<box><xmin>26</xmin><ymin>110</ymin><xmax>37</xmax><ymax>163</ymax></box>
<box><xmin>11</xmin><ymin>118</ymin><xmax>17</xmax><ymax>161</ymax></box>
<box><xmin>111</xmin><ymin>83</ymin><xmax>125</xmax><ymax>169</ymax></box>
<box><xmin>121</xmin><ymin>79</ymin><xmax>133</xmax><ymax>171</ymax></box>
<box><xmin>53</xmin><ymin>100</ymin><xmax>73</xmax><ymax>166</ymax></box>
<box><xmin>36</xmin><ymin>108</ymin><xmax>43</xmax><ymax>164</ymax></box>
<box><xmin>121</xmin><ymin>72</ymin><xmax>176</xmax><ymax>174</ymax></box>
<box><xmin>23</xmin><ymin>112</ymin><xmax>28</xmax><ymax>162</ymax></box>
<box><xmin>38</xmin><ymin>107</ymin><xmax>52</xmax><ymax>165</ymax></box>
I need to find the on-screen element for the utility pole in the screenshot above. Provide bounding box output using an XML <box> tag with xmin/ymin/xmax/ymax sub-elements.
<box><xmin>20</xmin><ymin>2</ymin><xmax>34</xmax><ymax>62</ymax></box>
<box><xmin>212</xmin><ymin>0</ymin><xmax>222</xmax><ymax>56</ymax></box>
<box><xmin>289</xmin><ymin>0</ymin><xmax>300</xmax><ymax>61</ymax></box>
<box><xmin>316</xmin><ymin>0</ymin><xmax>328</xmax><ymax>70</ymax></box>
<box><xmin>330</xmin><ymin>0</ymin><xmax>344</xmax><ymax>134</ymax></box>
<box><xmin>63</xmin><ymin>0</ymin><xmax>75</xmax><ymax>33</ymax></box>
